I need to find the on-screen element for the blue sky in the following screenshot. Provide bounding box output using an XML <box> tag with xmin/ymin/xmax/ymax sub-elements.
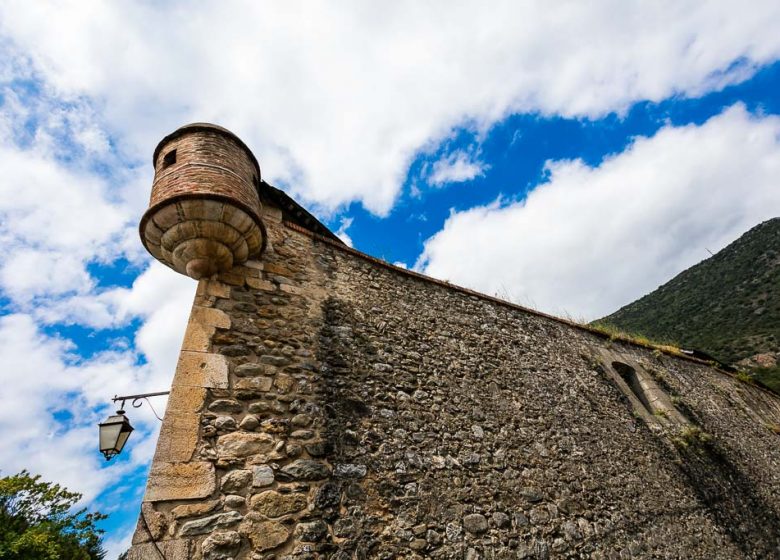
<box><xmin>1</xmin><ymin>2</ymin><xmax>780</xmax><ymax>557</ymax></box>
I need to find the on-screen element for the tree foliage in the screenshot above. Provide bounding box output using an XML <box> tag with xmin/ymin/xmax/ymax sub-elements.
<box><xmin>0</xmin><ymin>470</ymin><xmax>106</xmax><ymax>560</ymax></box>
<box><xmin>601</xmin><ymin>218</ymin><xmax>780</xmax><ymax>366</ymax></box>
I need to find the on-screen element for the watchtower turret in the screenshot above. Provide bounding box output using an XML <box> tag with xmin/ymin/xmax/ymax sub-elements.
<box><xmin>139</xmin><ymin>123</ymin><xmax>266</xmax><ymax>279</ymax></box>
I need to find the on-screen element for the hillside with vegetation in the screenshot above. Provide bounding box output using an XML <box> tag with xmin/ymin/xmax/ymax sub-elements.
<box><xmin>599</xmin><ymin>218</ymin><xmax>780</xmax><ymax>391</ymax></box>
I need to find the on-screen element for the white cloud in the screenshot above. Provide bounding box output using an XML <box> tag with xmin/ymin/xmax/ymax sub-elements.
<box><xmin>417</xmin><ymin>105</ymin><xmax>780</xmax><ymax>320</ymax></box>
<box><xmin>0</xmin><ymin>266</ymin><xmax>193</xmax><ymax>498</ymax></box>
<box><xmin>0</xmin><ymin>314</ymin><xmax>127</xmax><ymax>500</ymax></box>
<box><xmin>335</xmin><ymin>217</ymin><xmax>354</xmax><ymax>247</ymax></box>
<box><xmin>1</xmin><ymin>1</ymin><xmax>779</xmax><ymax>213</ymax></box>
<box><xmin>428</xmin><ymin>150</ymin><xmax>486</xmax><ymax>186</ymax></box>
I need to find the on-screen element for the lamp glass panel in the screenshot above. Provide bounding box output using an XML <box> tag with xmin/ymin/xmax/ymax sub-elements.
<box><xmin>115</xmin><ymin>428</ymin><xmax>132</xmax><ymax>454</ymax></box>
<box><xmin>99</xmin><ymin>422</ymin><xmax>122</xmax><ymax>452</ymax></box>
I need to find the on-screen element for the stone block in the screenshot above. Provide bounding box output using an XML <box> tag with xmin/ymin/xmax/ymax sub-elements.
<box><xmin>217</xmin><ymin>432</ymin><xmax>275</xmax><ymax>458</ymax></box>
<box><xmin>239</xmin><ymin>513</ymin><xmax>289</xmax><ymax>552</ymax></box>
<box><xmin>153</xmin><ymin>411</ymin><xmax>199</xmax><ymax>462</ymax></box>
<box><xmin>197</xmin><ymin>277</ymin><xmax>231</xmax><ymax>299</ymax></box>
<box><xmin>235</xmin><ymin>362</ymin><xmax>272</xmax><ymax>377</ymax></box>
<box><xmin>182</xmin><ymin>306</ymin><xmax>231</xmax><ymax>352</ymax></box>
<box><xmin>127</xmin><ymin>539</ymin><xmax>190</xmax><ymax>560</ymax></box>
<box><xmin>249</xmin><ymin>490</ymin><xmax>307</xmax><ymax>517</ymax></box>
<box><xmin>274</xmin><ymin>373</ymin><xmax>295</xmax><ymax>392</ymax></box>
<box><xmin>171</xmin><ymin>499</ymin><xmax>221</xmax><ymax>520</ymax></box>
<box><xmin>295</xmin><ymin>519</ymin><xmax>328</xmax><ymax>542</ymax></box>
<box><xmin>252</xmin><ymin>465</ymin><xmax>274</xmax><ymax>487</ymax></box>
<box><xmin>202</xmin><ymin>530</ymin><xmax>242</xmax><ymax>559</ymax></box>
<box><xmin>180</xmin><ymin>511</ymin><xmax>242</xmax><ymax>536</ymax></box>
<box><xmin>278</xmin><ymin>460</ymin><xmax>331</xmax><ymax>481</ymax></box>
<box><xmin>145</xmin><ymin>462</ymin><xmax>216</xmax><ymax>502</ymax></box>
<box><xmin>262</xmin><ymin>206</ymin><xmax>283</xmax><ymax>223</ymax></box>
<box><xmin>280</xmin><ymin>283</ymin><xmax>303</xmax><ymax>295</ymax></box>
<box><xmin>174</xmin><ymin>351</ymin><xmax>228</xmax><ymax>389</ymax></box>
<box><xmin>221</xmin><ymin>469</ymin><xmax>252</xmax><ymax>493</ymax></box>
<box><xmin>166</xmin><ymin>386</ymin><xmax>207</xmax><ymax>413</ymax></box>
<box><xmin>246</xmin><ymin>276</ymin><xmax>276</xmax><ymax>291</ymax></box>
<box><xmin>235</xmin><ymin>376</ymin><xmax>273</xmax><ymax>392</ymax></box>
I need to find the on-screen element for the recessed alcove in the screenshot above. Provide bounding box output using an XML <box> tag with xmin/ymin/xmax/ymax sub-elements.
<box><xmin>612</xmin><ymin>361</ymin><xmax>653</xmax><ymax>414</ymax></box>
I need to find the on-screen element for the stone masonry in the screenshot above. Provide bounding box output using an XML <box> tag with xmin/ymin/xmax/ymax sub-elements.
<box><xmin>127</xmin><ymin>125</ymin><xmax>780</xmax><ymax>559</ymax></box>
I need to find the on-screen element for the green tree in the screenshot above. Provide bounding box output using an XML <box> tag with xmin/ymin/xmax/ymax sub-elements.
<box><xmin>0</xmin><ymin>470</ymin><xmax>106</xmax><ymax>560</ymax></box>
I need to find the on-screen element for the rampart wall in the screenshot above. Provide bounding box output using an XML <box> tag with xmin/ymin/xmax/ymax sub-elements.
<box><xmin>128</xmin><ymin>203</ymin><xmax>780</xmax><ymax>559</ymax></box>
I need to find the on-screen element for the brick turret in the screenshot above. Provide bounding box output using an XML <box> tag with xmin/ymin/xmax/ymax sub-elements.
<box><xmin>140</xmin><ymin>123</ymin><xmax>266</xmax><ymax>279</ymax></box>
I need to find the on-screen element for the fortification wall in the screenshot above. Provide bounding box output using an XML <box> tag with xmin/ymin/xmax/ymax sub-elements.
<box><xmin>127</xmin><ymin>207</ymin><xmax>780</xmax><ymax>560</ymax></box>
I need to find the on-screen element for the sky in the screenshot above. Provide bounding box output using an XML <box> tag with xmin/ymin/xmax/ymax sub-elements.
<box><xmin>1</xmin><ymin>1</ymin><xmax>780</xmax><ymax>556</ymax></box>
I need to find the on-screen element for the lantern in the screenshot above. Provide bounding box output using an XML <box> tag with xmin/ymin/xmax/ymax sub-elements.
<box><xmin>98</xmin><ymin>409</ymin><xmax>134</xmax><ymax>461</ymax></box>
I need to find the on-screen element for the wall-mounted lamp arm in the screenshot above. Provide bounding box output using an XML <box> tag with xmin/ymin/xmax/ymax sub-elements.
<box><xmin>112</xmin><ymin>391</ymin><xmax>170</xmax><ymax>421</ymax></box>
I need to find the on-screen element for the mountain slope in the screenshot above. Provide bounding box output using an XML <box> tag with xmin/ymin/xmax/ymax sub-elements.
<box><xmin>601</xmin><ymin>218</ymin><xmax>780</xmax><ymax>366</ymax></box>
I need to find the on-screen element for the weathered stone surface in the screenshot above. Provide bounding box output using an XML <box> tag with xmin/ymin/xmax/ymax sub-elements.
<box><xmin>492</xmin><ymin>511</ymin><xmax>511</xmax><ymax>529</ymax></box>
<box><xmin>274</xmin><ymin>373</ymin><xmax>295</xmax><ymax>392</ymax></box>
<box><xmin>217</xmin><ymin>432</ymin><xmax>275</xmax><ymax>458</ymax></box>
<box><xmin>220</xmin><ymin>344</ymin><xmax>250</xmax><ymax>357</ymax></box>
<box><xmin>250</xmin><ymin>490</ymin><xmax>307</xmax><ymax>517</ymax></box>
<box><xmin>234</xmin><ymin>362</ymin><xmax>270</xmax><ymax>377</ymax></box>
<box><xmin>246</xmin><ymin>276</ymin><xmax>276</xmax><ymax>291</ymax></box>
<box><xmin>252</xmin><ymin>465</ymin><xmax>274</xmax><ymax>487</ymax></box>
<box><xmin>171</xmin><ymin>499</ymin><xmax>221</xmax><ymax>520</ymax></box>
<box><xmin>180</xmin><ymin>511</ymin><xmax>242</xmax><ymax>536</ymax></box>
<box><xmin>463</xmin><ymin>513</ymin><xmax>489</xmax><ymax>534</ymax></box>
<box><xmin>278</xmin><ymin>460</ymin><xmax>331</xmax><ymax>481</ymax></box>
<box><xmin>153</xmin><ymin>412</ymin><xmax>199</xmax><ymax>462</ymax></box>
<box><xmin>145</xmin><ymin>462</ymin><xmax>215</xmax><ymax>502</ymax></box>
<box><xmin>260</xmin><ymin>354</ymin><xmax>290</xmax><ymax>366</ymax></box>
<box><xmin>333</xmin><ymin>463</ymin><xmax>367</xmax><ymax>478</ymax></box>
<box><xmin>182</xmin><ymin>306</ymin><xmax>230</xmax><ymax>352</ymax></box>
<box><xmin>220</xmin><ymin>469</ymin><xmax>251</xmax><ymax>493</ymax></box>
<box><xmin>295</xmin><ymin>519</ymin><xmax>328</xmax><ymax>542</ymax></box>
<box><xmin>224</xmin><ymin>494</ymin><xmax>246</xmax><ymax>509</ymax></box>
<box><xmin>214</xmin><ymin>415</ymin><xmax>236</xmax><ymax>431</ymax></box>
<box><xmin>209</xmin><ymin>399</ymin><xmax>243</xmax><ymax>412</ymax></box>
<box><xmin>197</xmin><ymin>278</ymin><xmax>230</xmax><ymax>299</ymax></box>
<box><xmin>235</xmin><ymin>376</ymin><xmax>273</xmax><ymax>392</ymax></box>
<box><xmin>127</xmin><ymin>538</ymin><xmax>190</xmax><ymax>560</ymax></box>
<box><xmin>239</xmin><ymin>414</ymin><xmax>260</xmax><ymax>430</ymax></box>
<box><xmin>239</xmin><ymin>513</ymin><xmax>289</xmax><ymax>552</ymax></box>
<box><xmin>174</xmin><ymin>351</ymin><xmax>228</xmax><ymax>389</ymax></box>
<box><xmin>201</xmin><ymin>530</ymin><xmax>241</xmax><ymax>560</ymax></box>
<box><xmin>166</xmin><ymin>386</ymin><xmax>207</xmax><ymax>413</ymax></box>
<box><xmin>134</xmin><ymin>503</ymin><xmax>166</xmax><ymax>542</ymax></box>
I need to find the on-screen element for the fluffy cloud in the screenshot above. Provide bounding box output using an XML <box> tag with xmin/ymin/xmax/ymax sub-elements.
<box><xmin>428</xmin><ymin>150</ymin><xmax>486</xmax><ymax>186</ymax></box>
<box><xmin>0</xmin><ymin>264</ymin><xmax>194</xmax><ymax>499</ymax></box>
<box><xmin>2</xmin><ymin>1</ymin><xmax>780</xmax><ymax>213</ymax></box>
<box><xmin>417</xmin><ymin>105</ymin><xmax>780</xmax><ymax>320</ymax></box>
<box><xmin>0</xmin><ymin>314</ymin><xmax>141</xmax><ymax>501</ymax></box>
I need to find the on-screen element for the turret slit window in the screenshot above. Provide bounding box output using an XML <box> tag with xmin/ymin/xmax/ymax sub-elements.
<box><xmin>162</xmin><ymin>149</ymin><xmax>177</xmax><ymax>169</ymax></box>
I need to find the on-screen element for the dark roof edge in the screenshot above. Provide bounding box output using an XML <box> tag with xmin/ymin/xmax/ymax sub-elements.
<box><xmin>264</xmin><ymin>182</ymin><xmax>344</xmax><ymax>244</ymax></box>
<box><xmin>283</xmin><ymin>220</ymin><xmax>780</xmax><ymax>399</ymax></box>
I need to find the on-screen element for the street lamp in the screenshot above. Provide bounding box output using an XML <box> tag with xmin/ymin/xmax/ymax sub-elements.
<box><xmin>98</xmin><ymin>409</ymin><xmax>133</xmax><ymax>461</ymax></box>
<box><xmin>98</xmin><ymin>391</ymin><xmax>169</xmax><ymax>461</ymax></box>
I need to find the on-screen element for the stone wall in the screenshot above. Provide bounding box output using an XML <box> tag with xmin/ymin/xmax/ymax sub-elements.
<box><xmin>128</xmin><ymin>201</ymin><xmax>780</xmax><ymax>559</ymax></box>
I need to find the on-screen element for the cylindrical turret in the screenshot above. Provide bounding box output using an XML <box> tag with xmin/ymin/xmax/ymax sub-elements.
<box><xmin>139</xmin><ymin>123</ymin><xmax>266</xmax><ymax>279</ymax></box>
